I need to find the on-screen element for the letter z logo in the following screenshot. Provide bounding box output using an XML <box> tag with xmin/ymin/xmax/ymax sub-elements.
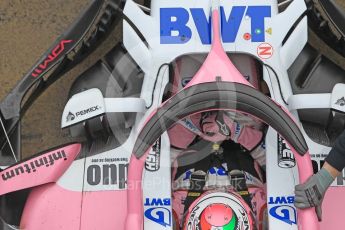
<box><xmin>257</xmin><ymin>43</ymin><xmax>273</xmax><ymax>59</ymax></box>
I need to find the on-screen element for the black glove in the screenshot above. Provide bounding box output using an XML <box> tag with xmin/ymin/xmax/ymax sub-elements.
<box><xmin>294</xmin><ymin>168</ymin><xmax>334</xmax><ymax>221</ymax></box>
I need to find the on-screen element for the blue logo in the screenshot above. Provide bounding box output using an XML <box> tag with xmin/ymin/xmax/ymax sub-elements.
<box><xmin>183</xmin><ymin>170</ymin><xmax>193</xmax><ymax>180</ymax></box>
<box><xmin>269</xmin><ymin>205</ymin><xmax>297</xmax><ymax>225</ymax></box>
<box><xmin>182</xmin><ymin>118</ymin><xmax>200</xmax><ymax>133</ymax></box>
<box><xmin>144</xmin><ymin>198</ymin><xmax>172</xmax><ymax>227</ymax></box>
<box><xmin>268</xmin><ymin>196</ymin><xmax>297</xmax><ymax>225</ymax></box>
<box><xmin>160</xmin><ymin>6</ymin><xmax>271</xmax><ymax>44</ymax></box>
<box><xmin>235</xmin><ymin>122</ymin><xmax>241</xmax><ymax>135</ymax></box>
<box><xmin>145</xmin><ymin>207</ymin><xmax>172</xmax><ymax>227</ymax></box>
<box><xmin>183</xmin><ymin>167</ymin><xmax>227</xmax><ymax>181</ymax></box>
<box><xmin>209</xmin><ymin>167</ymin><xmax>227</xmax><ymax>176</ymax></box>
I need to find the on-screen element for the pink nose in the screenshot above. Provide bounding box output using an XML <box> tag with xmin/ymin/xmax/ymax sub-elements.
<box><xmin>203</xmin><ymin>204</ymin><xmax>233</xmax><ymax>227</ymax></box>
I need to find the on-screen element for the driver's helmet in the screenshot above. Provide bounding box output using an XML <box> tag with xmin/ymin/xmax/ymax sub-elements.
<box><xmin>182</xmin><ymin>191</ymin><xmax>254</xmax><ymax>230</ymax></box>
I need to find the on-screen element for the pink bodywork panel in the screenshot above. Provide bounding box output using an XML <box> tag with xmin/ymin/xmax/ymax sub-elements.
<box><xmin>80</xmin><ymin>190</ymin><xmax>127</xmax><ymax>230</ymax></box>
<box><xmin>20</xmin><ymin>177</ymin><xmax>128</xmax><ymax>230</ymax></box>
<box><xmin>320</xmin><ymin>187</ymin><xmax>345</xmax><ymax>229</ymax></box>
<box><xmin>0</xmin><ymin>143</ymin><xmax>81</xmax><ymax>196</ymax></box>
<box><xmin>21</xmin><ymin>184</ymin><xmax>82</xmax><ymax>229</ymax></box>
<box><xmin>185</xmin><ymin>11</ymin><xmax>252</xmax><ymax>88</ymax></box>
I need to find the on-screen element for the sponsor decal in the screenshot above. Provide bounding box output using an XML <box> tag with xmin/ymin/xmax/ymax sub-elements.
<box><xmin>277</xmin><ymin>135</ymin><xmax>296</xmax><ymax>168</ymax></box>
<box><xmin>32</xmin><ymin>40</ymin><xmax>73</xmax><ymax>77</ymax></box>
<box><xmin>257</xmin><ymin>42</ymin><xmax>273</xmax><ymax>59</ymax></box>
<box><xmin>335</xmin><ymin>97</ymin><xmax>345</xmax><ymax>106</ymax></box>
<box><xmin>182</xmin><ymin>118</ymin><xmax>200</xmax><ymax>133</ymax></box>
<box><xmin>66</xmin><ymin>106</ymin><xmax>101</xmax><ymax>123</ymax></box>
<box><xmin>145</xmin><ymin>139</ymin><xmax>161</xmax><ymax>172</ymax></box>
<box><xmin>239</xmin><ymin>208</ymin><xmax>251</xmax><ymax>230</ymax></box>
<box><xmin>208</xmin><ymin>166</ymin><xmax>227</xmax><ymax>176</ymax></box>
<box><xmin>233</xmin><ymin>122</ymin><xmax>242</xmax><ymax>142</ymax></box>
<box><xmin>144</xmin><ymin>198</ymin><xmax>172</xmax><ymax>227</ymax></box>
<box><xmin>145</xmin><ymin>198</ymin><xmax>171</xmax><ymax>206</ymax></box>
<box><xmin>160</xmin><ymin>6</ymin><xmax>271</xmax><ymax>44</ymax></box>
<box><xmin>66</xmin><ymin>112</ymin><xmax>75</xmax><ymax>122</ymax></box>
<box><xmin>268</xmin><ymin>196</ymin><xmax>294</xmax><ymax>205</ymax></box>
<box><xmin>86</xmin><ymin>157</ymin><xmax>128</xmax><ymax>189</ymax></box>
<box><xmin>243</xmin><ymin>33</ymin><xmax>252</xmax><ymax>40</ymax></box>
<box><xmin>183</xmin><ymin>169</ymin><xmax>193</xmax><ymax>181</ymax></box>
<box><xmin>187</xmin><ymin>205</ymin><xmax>201</xmax><ymax>228</ymax></box>
<box><xmin>179</xmin><ymin>117</ymin><xmax>202</xmax><ymax>135</ymax></box>
<box><xmin>262</xmin><ymin>141</ymin><xmax>266</xmax><ymax>149</ymax></box>
<box><xmin>266</xmin><ymin>27</ymin><xmax>272</xmax><ymax>35</ymax></box>
<box><xmin>216</xmin><ymin>120</ymin><xmax>230</xmax><ymax>136</ymax></box>
<box><xmin>1</xmin><ymin>150</ymin><xmax>67</xmax><ymax>181</ymax></box>
<box><xmin>183</xmin><ymin>166</ymin><xmax>227</xmax><ymax>181</ymax></box>
<box><xmin>270</xmin><ymin>206</ymin><xmax>297</xmax><ymax>225</ymax></box>
<box><xmin>75</xmin><ymin>106</ymin><xmax>101</xmax><ymax>117</ymax></box>
<box><xmin>268</xmin><ymin>196</ymin><xmax>297</xmax><ymax>225</ymax></box>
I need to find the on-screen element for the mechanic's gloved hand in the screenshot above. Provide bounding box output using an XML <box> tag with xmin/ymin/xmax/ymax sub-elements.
<box><xmin>294</xmin><ymin>168</ymin><xmax>335</xmax><ymax>221</ymax></box>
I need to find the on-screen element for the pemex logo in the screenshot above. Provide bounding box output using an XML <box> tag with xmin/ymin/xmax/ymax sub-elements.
<box><xmin>336</xmin><ymin>97</ymin><xmax>345</xmax><ymax>106</ymax></box>
<box><xmin>66</xmin><ymin>112</ymin><xmax>75</xmax><ymax>122</ymax></box>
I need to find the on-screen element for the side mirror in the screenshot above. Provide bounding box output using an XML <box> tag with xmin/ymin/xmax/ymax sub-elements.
<box><xmin>61</xmin><ymin>89</ymin><xmax>106</xmax><ymax>128</ymax></box>
<box><xmin>61</xmin><ymin>88</ymin><xmax>146</xmax><ymax>129</ymax></box>
<box><xmin>331</xmin><ymin>83</ymin><xmax>345</xmax><ymax>113</ymax></box>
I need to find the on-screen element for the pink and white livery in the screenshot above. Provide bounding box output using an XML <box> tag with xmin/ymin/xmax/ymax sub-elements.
<box><xmin>1</xmin><ymin>0</ymin><xmax>345</xmax><ymax>230</ymax></box>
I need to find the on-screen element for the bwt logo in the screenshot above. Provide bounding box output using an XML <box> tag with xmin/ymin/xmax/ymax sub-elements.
<box><xmin>144</xmin><ymin>198</ymin><xmax>172</xmax><ymax>227</ymax></box>
<box><xmin>268</xmin><ymin>196</ymin><xmax>297</xmax><ymax>225</ymax></box>
<box><xmin>160</xmin><ymin>6</ymin><xmax>271</xmax><ymax>44</ymax></box>
<box><xmin>270</xmin><ymin>205</ymin><xmax>297</xmax><ymax>225</ymax></box>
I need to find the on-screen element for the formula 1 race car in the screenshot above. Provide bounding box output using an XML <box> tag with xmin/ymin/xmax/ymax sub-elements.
<box><xmin>1</xmin><ymin>0</ymin><xmax>345</xmax><ymax>229</ymax></box>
